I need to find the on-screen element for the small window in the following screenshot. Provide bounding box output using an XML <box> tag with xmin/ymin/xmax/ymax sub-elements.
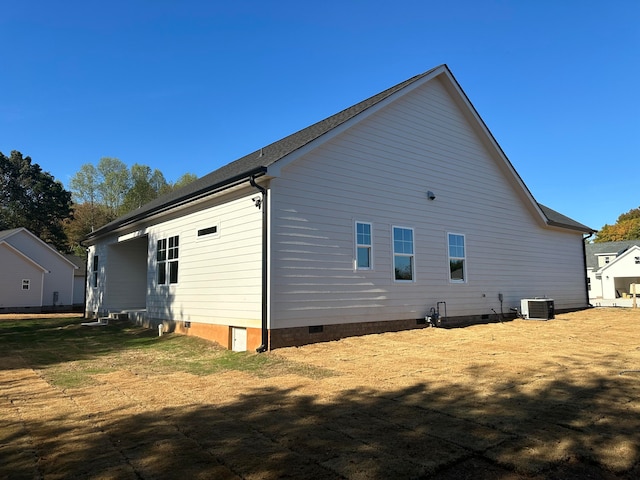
<box><xmin>605</xmin><ymin>256</ymin><xmax>610</xmax><ymax>264</ymax></box>
<box><xmin>393</xmin><ymin>226</ymin><xmax>414</xmax><ymax>281</ymax></box>
<box><xmin>22</xmin><ymin>279</ymin><xmax>30</xmax><ymax>290</ymax></box>
<box><xmin>92</xmin><ymin>255</ymin><xmax>99</xmax><ymax>288</ymax></box>
<box><xmin>157</xmin><ymin>236</ymin><xmax>179</xmax><ymax>285</ymax></box>
<box><xmin>635</xmin><ymin>256</ymin><xmax>640</xmax><ymax>265</ymax></box>
<box><xmin>448</xmin><ymin>233</ymin><xmax>466</xmax><ymax>283</ymax></box>
<box><xmin>355</xmin><ymin>222</ymin><xmax>372</xmax><ymax>269</ymax></box>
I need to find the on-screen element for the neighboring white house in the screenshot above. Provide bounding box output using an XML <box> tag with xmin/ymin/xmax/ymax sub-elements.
<box><xmin>0</xmin><ymin>228</ymin><xmax>79</xmax><ymax>312</ymax></box>
<box><xmin>586</xmin><ymin>241</ymin><xmax>640</xmax><ymax>302</ymax></box>
<box><xmin>65</xmin><ymin>253</ymin><xmax>88</xmax><ymax>309</ymax></box>
<box><xmin>83</xmin><ymin>65</ymin><xmax>594</xmax><ymax>351</ymax></box>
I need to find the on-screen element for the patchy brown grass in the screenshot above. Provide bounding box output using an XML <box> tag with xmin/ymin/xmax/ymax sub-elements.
<box><xmin>1</xmin><ymin>308</ymin><xmax>639</xmax><ymax>479</ymax></box>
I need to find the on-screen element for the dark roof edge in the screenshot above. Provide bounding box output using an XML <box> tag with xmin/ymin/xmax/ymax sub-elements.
<box><xmin>537</xmin><ymin>203</ymin><xmax>595</xmax><ymax>234</ymax></box>
<box><xmin>84</xmin><ymin>167</ymin><xmax>267</xmax><ymax>242</ymax></box>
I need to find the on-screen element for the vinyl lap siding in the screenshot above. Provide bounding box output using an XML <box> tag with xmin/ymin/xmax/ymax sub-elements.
<box><xmin>269</xmin><ymin>77</ymin><xmax>586</xmax><ymax>329</ymax></box>
<box><xmin>145</xmin><ymin>189</ymin><xmax>263</xmax><ymax>327</ymax></box>
<box><xmin>0</xmin><ymin>246</ymin><xmax>44</xmax><ymax>308</ymax></box>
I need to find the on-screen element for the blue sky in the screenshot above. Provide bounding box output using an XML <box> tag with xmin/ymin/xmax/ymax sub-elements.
<box><xmin>1</xmin><ymin>1</ymin><xmax>638</xmax><ymax>231</ymax></box>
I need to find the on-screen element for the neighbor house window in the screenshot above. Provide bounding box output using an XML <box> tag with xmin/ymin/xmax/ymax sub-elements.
<box><xmin>448</xmin><ymin>233</ymin><xmax>466</xmax><ymax>282</ymax></box>
<box><xmin>22</xmin><ymin>279</ymin><xmax>30</xmax><ymax>290</ymax></box>
<box><xmin>635</xmin><ymin>256</ymin><xmax>640</xmax><ymax>264</ymax></box>
<box><xmin>157</xmin><ymin>235</ymin><xmax>179</xmax><ymax>285</ymax></box>
<box><xmin>393</xmin><ymin>226</ymin><xmax>414</xmax><ymax>281</ymax></box>
<box><xmin>355</xmin><ymin>222</ymin><xmax>372</xmax><ymax>269</ymax></box>
<box><xmin>92</xmin><ymin>255</ymin><xmax>99</xmax><ymax>287</ymax></box>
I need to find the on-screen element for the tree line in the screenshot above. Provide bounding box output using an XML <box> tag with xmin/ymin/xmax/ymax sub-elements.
<box><xmin>1</xmin><ymin>150</ymin><xmax>196</xmax><ymax>255</ymax></box>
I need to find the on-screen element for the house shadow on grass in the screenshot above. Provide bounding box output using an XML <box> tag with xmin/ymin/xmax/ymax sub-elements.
<box><xmin>3</xmin><ymin>364</ymin><xmax>640</xmax><ymax>479</ymax></box>
<box><xmin>0</xmin><ymin>317</ymin><xmax>162</xmax><ymax>370</ymax></box>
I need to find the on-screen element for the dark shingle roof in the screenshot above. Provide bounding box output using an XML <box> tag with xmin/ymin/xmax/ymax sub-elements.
<box><xmin>585</xmin><ymin>240</ymin><xmax>640</xmax><ymax>270</ymax></box>
<box><xmin>537</xmin><ymin>204</ymin><xmax>594</xmax><ymax>233</ymax></box>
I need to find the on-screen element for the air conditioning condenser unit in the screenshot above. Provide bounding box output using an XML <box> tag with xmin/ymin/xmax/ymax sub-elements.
<box><xmin>520</xmin><ymin>298</ymin><xmax>554</xmax><ymax>320</ymax></box>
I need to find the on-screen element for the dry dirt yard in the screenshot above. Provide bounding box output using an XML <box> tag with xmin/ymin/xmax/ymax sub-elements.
<box><xmin>1</xmin><ymin>308</ymin><xmax>640</xmax><ymax>479</ymax></box>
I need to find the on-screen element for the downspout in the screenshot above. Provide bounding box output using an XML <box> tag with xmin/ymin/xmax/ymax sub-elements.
<box><xmin>250</xmin><ymin>176</ymin><xmax>269</xmax><ymax>353</ymax></box>
<box><xmin>83</xmin><ymin>250</ymin><xmax>89</xmax><ymax>317</ymax></box>
<box><xmin>583</xmin><ymin>232</ymin><xmax>594</xmax><ymax>307</ymax></box>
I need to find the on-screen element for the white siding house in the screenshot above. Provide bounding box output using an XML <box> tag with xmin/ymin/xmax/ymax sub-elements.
<box><xmin>0</xmin><ymin>228</ymin><xmax>78</xmax><ymax>312</ymax></box>
<box><xmin>586</xmin><ymin>241</ymin><xmax>640</xmax><ymax>303</ymax></box>
<box><xmin>83</xmin><ymin>65</ymin><xmax>594</xmax><ymax>350</ymax></box>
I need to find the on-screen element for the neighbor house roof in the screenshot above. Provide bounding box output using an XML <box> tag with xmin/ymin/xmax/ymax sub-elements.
<box><xmin>585</xmin><ymin>240</ymin><xmax>640</xmax><ymax>270</ymax></box>
<box><xmin>84</xmin><ymin>65</ymin><xmax>593</xmax><ymax>242</ymax></box>
<box><xmin>0</xmin><ymin>227</ymin><xmax>79</xmax><ymax>269</ymax></box>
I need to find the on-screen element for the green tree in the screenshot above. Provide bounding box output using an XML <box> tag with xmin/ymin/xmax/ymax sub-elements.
<box><xmin>0</xmin><ymin>150</ymin><xmax>72</xmax><ymax>251</ymax></box>
<box><xmin>97</xmin><ymin>157</ymin><xmax>131</xmax><ymax>217</ymax></box>
<box><xmin>62</xmin><ymin>202</ymin><xmax>112</xmax><ymax>255</ymax></box>
<box><xmin>171</xmin><ymin>172</ymin><xmax>198</xmax><ymax>191</ymax></box>
<box><xmin>121</xmin><ymin>164</ymin><xmax>168</xmax><ymax>213</ymax></box>
<box><xmin>69</xmin><ymin>163</ymin><xmax>99</xmax><ymax>205</ymax></box>
<box><xmin>594</xmin><ymin>206</ymin><xmax>640</xmax><ymax>242</ymax></box>
<box><xmin>67</xmin><ymin>159</ymin><xmax>198</xmax><ymax>239</ymax></box>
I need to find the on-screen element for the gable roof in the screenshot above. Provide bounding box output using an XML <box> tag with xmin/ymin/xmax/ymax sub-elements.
<box><xmin>0</xmin><ymin>241</ymin><xmax>49</xmax><ymax>272</ymax></box>
<box><xmin>0</xmin><ymin>228</ymin><xmax>78</xmax><ymax>269</ymax></box>
<box><xmin>585</xmin><ymin>240</ymin><xmax>640</xmax><ymax>270</ymax></box>
<box><xmin>84</xmin><ymin>65</ymin><xmax>593</xmax><ymax>242</ymax></box>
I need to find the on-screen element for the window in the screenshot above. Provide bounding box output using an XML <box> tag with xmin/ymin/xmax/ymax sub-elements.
<box><xmin>635</xmin><ymin>256</ymin><xmax>640</xmax><ymax>265</ymax></box>
<box><xmin>605</xmin><ymin>256</ymin><xmax>610</xmax><ymax>264</ymax></box>
<box><xmin>355</xmin><ymin>222</ymin><xmax>372</xmax><ymax>269</ymax></box>
<box><xmin>448</xmin><ymin>233</ymin><xmax>466</xmax><ymax>282</ymax></box>
<box><xmin>157</xmin><ymin>235</ymin><xmax>179</xmax><ymax>285</ymax></box>
<box><xmin>92</xmin><ymin>255</ymin><xmax>99</xmax><ymax>288</ymax></box>
<box><xmin>393</xmin><ymin>227</ymin><xmax>414</xmax><ymax>281</ymax></box>
<box><xmin>22</xmin><ymin>279</ymin><xmax>30</xmax><ymax>290</ymax></box>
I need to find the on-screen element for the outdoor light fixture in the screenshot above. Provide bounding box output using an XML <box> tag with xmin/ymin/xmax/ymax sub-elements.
<box><xmin>427</xmin><ymin>191</ymin><xmax>436</xmax><ymax>200</ymax></box>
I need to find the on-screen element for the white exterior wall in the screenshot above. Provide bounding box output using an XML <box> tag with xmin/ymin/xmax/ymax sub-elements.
<box><xmin>73</xmin><ymin>275</ymin><xmax>85</xmax><ymax>305</ymax></box>
<box><xmin>0</xmin><ymin>244</ymin><xmax>45</xmax><ymax>308</ymax></box>
<box><xmin>587</xmin><ymin>269</ymin><xmax>603</xmax><ymax>299</ymax></box>
<box><xmin>86</xmin><ymin>243</ymin><xmax>107</xmax><ymax>315</ymax></box>
<box><xmin>598</xmin><ymin>247</ymin><xmax>640</xmax><ymax>299</ymax></box>
<box><xmin>4</xmin><ymin>230</ymin><xmax>75</xmax><ymax>307</ymax></box>
<box><xmin>269</xmin><ymin>77</ymin><xmax>587</xmax><ymax>328</ymax></box>
<box><xmin>86</xmin><ymin>187</ymin><xmax>263</xmax><ymax>327</ymax></box>
<box><xmin>144</xmin><ymin>189</ymin><xmax>263</xmax><ymax>327</ymax></box>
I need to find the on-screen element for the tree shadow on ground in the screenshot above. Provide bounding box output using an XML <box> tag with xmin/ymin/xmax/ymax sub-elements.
<box><xmin>3</xmin><ymin>361</ymin><xmax>639</xmax><ymax>480</ymax></box>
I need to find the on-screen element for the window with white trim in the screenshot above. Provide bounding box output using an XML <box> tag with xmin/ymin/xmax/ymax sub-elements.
<box><xmin>22</xmin><ymin>279</ymin><xmax>30</xmax><ymax>290</ymax></box>
<box><xmin>393</xmin><ymin>226</ymin><xmax>414</xmax><ymax>281</ymax></box>
<box><xmin>355</xmin><ymin>222</ymin><xmax>372</xmax><ymax>269</ymax></box>
<box><xmin>157</xmin><ymin>235</ymin><xmax>179</xmax><ymax>285</ymax></box>
<box><xmin>92</xmin><ymin>255</ymin><xmax>99</xmax><ymax>288</ymax></box>
<box><xmin>448</xmin><ymin>233</ymin><xmax>466</xmax><ymax>282</ymax></box>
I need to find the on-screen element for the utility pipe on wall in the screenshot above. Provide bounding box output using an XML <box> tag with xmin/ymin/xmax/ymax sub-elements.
<box><xmin>250</xmin><ymin>176</ymin><xmax>269</xmax><ymax>353</ymax></box>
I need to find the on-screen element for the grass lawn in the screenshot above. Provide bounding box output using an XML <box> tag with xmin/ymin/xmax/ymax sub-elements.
<box><xmin>1</xmin><ymin>309</ymin><xmax>640</xmax><ymax>479</ymax></box>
